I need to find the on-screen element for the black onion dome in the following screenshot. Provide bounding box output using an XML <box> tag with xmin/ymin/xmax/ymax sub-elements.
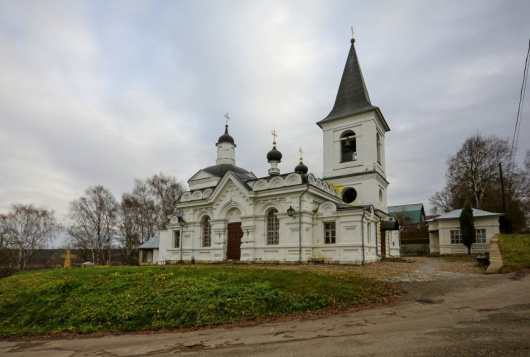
<box><xmin>217</xmin><ymin>125</ymin><xmax>235</xmax><ymax>146</ymax></box>
<box><xmin>295</xmin><ymin>161</ymin><xmax>308</xmax><ymax>174</ymax></box>
<box><xmin>267</xmin><ymin>146</ymin><xmax>282</xmax><ymax>162</ymax></box>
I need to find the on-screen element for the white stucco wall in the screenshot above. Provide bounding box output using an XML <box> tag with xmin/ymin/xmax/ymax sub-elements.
<box><xmin>155</xmin><ymin>172</ymin><xmax>395</xmax><ymax>265</ymax></box>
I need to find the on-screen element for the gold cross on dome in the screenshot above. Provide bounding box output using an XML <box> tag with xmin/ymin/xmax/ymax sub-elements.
<box><xmin>299</xmin><ymin>147</ymin><xmax>303</xmax><ymax>160</ymax></box>
<box><xmin>224</xmin><ymin>113</ymin><xmax>230</xmax><ymax>126</ymax></box>
<box><xmin>271</xmin><ymin>130</ymin><xmax>278</xmax><ymax>143</ymax></box>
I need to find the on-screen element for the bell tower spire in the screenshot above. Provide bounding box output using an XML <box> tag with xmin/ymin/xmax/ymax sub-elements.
<box><xmin>317</xmin><ymin>35</ymin><xmax>391</xmax><ymax>212</ymax></box>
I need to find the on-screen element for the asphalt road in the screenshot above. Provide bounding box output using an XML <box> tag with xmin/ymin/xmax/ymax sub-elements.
<box><xmin>1</xmin><ymin>272</ymin><xmax>529</xmax><ymax>356</ymax></box>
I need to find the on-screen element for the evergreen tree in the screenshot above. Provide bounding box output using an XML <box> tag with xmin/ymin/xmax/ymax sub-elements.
<box><xmin>459</xmin><ymin>201</ymin><xmax>476</xmax><ymax>255</ymax></box>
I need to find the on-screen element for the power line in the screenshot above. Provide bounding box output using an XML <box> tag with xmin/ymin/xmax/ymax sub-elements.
<box><xmin>509</xmin><ymin>37</ymin><xmax>530</xmax><ymax>172</ymax></box>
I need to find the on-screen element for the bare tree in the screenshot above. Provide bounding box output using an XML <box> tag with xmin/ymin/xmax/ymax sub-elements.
<box><xmin>1</xmin><ymin>203</ymin><xmax>59</xmax><ymax>270</ymax></box>
<box><xmin>446</xmin><ymin>134</ymin><xmax>510</xmax><ymax>209</ymax></box>
<box><xmin>117</xmin><ymin>192</ymin><xmax>157</xmax><ymax>264</ymax></box>
<box><xmin>67</xmin><ymin>185</ymin><xmax>119</xmax><ymax>265</ymax></box>
<box><xmin>116</xmin><ymin>173</ymin><xmax>184</xmax><ymax>263</ymax></box>
<box><xmin>145</xmin><ymin>172</ymin><xmax>185</xmax><ymax>226</ymax></box>
<box><xmin>429</xmin><ymin>182</ymin><xmax>467</xmax><ymax>215</ymax></box>
<box><xmin>0</xmin><ymin>213</ymin><xmax>17</xmax><ymax>273</ymax></box>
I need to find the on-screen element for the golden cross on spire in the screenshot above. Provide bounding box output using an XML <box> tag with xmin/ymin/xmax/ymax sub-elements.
<box><xmin>271</xmin><ymin>130</ymin><xmax>278</xmax><ymax>144</ymax></box>
<box><xmin>224</xmin><ymin>113</ymin><xmax>230</xmax><ymax>126</ymax></box>
<box><xmin>299</xmin><ymin>147</ymin><xmax>303</xmax><ymax>161</ymax></box>
<box><xmin>351</xmin><ymin>26</ymin><xmax>354</xmax><ymax>38</ymax></box>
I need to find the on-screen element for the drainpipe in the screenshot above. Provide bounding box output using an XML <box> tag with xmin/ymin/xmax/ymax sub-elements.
<box><xmin>374</xmin><ymin>213</ymin><xmax>382</xmax><ymax>258</ymax></box>
<box><xmin>180</xmin><ymin>231</ymin><xmax>183</xmax><ymax>263</ymax></box>
<box><xmin>361</xmin><ymin>210</ymin><xmax>366</xmax><ymax>265</ymax></box>
<box><xmin>298</xmin><ymin>184</ymin><xmax>310</xmax><ymax>264</ymax></box>
<box><xmin>375</xmin><ymin>214</ymin><xmax>379</xmax><ymax>257</ymax></box>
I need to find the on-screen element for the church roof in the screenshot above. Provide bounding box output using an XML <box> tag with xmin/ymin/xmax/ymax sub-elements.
<box><xmin>202</xmin><ymin>164</ymin><xmax>256</xmax><ymax>180</ymax></box>
<box><xmin>317</xmin><ymin>39</ymin><xmax>389</xmax><ymax>130</ymax></box>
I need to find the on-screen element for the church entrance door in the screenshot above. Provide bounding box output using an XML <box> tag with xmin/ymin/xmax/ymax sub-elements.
<box><xmin>227</xmin><ymin>222</ymin><xmax>243</xmax><ymax>260</ymax></box>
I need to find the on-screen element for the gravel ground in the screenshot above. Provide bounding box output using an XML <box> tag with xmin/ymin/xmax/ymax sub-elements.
<box><xmin>240</xmin><ymin>256</ymin><xmax>488</xmax><ymax>283</ymax></box>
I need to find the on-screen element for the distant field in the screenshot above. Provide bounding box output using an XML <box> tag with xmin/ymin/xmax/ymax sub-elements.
<box><xmin>0</xmin><ymin>266</ymin><xmax>399</xmax><ymax>337</ymax></box>
<box><xmin>498</xmin><ymin>234</ymin><xmax>530</xmax><ymax>271</ymax></box>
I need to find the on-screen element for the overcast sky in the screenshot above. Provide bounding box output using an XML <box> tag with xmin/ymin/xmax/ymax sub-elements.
<box><xmin>1</xmin><ymin>0</ymin><xmax>529</xmax><ymax>228</ymax></box>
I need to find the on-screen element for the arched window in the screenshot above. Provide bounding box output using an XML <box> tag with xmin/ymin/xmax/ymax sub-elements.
<box><xmin>202</xmin><ymin>216</ymin><xmax>211</xmax><ymax>247</ymax></box>
<box><xmin>340</xmin><ymin>131</ymin><xmax>356</xmax><ymax>162</ymax></box>
<box><xmin>267</xmin><ymin>209</ymin><xmax>279</xmax><ymax>245</ymax></box>
<box><xmin>376</xmin><ymin>133</ymin><xmax>381</xmax><ymax>164</ymax></box>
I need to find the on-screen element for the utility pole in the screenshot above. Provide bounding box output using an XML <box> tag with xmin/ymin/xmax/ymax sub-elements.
<box><xmin>499</xmin><ymin>163</ymin><xmax>506</xmax><ymax>214</ymax></box>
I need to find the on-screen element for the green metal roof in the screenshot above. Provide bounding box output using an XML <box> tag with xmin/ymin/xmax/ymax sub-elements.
<box><xmin>388</xmin><ymin>203</ymin><xmax>424</xmax><ymax>224</ymax></box>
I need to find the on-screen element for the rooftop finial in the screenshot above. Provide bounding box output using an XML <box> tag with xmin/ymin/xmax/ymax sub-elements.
<box><xmin>224</xmin><ymin>112</ymin><xmax>230</xmax><ymax>127</ymax></box>
<box><xmin>299</xmin><ymin>147</ymin><xmax>303</xmax><ymax>162</ymax></box>
<box><xmin>350</xmin><ymin>26</ymin><xmax>355</xmax><ymax>43</ymax></box>
<box><xmin>271</xmin><ymin>130</ymin><xmax>278</xmax><ymax>147</ymax></box>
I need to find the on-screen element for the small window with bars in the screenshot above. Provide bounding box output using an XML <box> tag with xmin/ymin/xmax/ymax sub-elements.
<box><xmin>324</xmin><ymin>222</ymin><xmax>336</xmax><ymax>244</ymax></box>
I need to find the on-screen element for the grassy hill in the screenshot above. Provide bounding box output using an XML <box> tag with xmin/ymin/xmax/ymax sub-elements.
<box><xmin>0</xmin><ymin>265</ymin><xmax>399</xmax><ymax>337</ymax></box>
<box><xmin>498</xmin><ymin>234</ymin><xmax>530</xmax><ymax>271</ymax></box>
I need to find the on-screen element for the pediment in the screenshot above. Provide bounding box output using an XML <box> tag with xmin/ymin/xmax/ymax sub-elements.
<box><xmin>209</xmin><ymin>173</ymin><xmax>252</xmax><ymax>215</ymax></box>
<box><xmin>318</xmin><ymin>201</ymin><xmax>337</xmax><ymax>216</ymax></box>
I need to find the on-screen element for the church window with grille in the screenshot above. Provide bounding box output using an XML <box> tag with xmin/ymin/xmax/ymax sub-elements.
<box><xmin>174</xmin><ymin>230</ymin><xmax>180</xmax><ymax>248</ymax></box>
<box><xmin>202</xmin><ymin>216</ymin><xmax>211</xmax><ymax>247</ymax></box>
<box><xmin>324</xmin><ymin>222</ymin><xmax>336</xmax><ymax>244</ymax></box>
<box><xmin>267</xmin><ymin>209</ymin><xmax>279</xmax><ymax>245</ymax></box>
<box><xmin>340</xmin><ymin>131</ymin><xmax>356</xmax><ymax>162</ymax></box>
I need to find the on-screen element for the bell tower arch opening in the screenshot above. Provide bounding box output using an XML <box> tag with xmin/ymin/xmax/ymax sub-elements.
<box><xmin>340</xmin><ymin>131</ymin><xmax>357</xmax><ymax>162</ymax></box>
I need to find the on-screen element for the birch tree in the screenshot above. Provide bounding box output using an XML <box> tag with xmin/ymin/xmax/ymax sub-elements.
<box><xmin>67</xmin><ymin>185</ymin><xmax>119</xmax><ymax>265</ymax></box>
<box><xmin>1</xmin><ymin>204</ymin><xmax>59</xmax><ymax>270</ymax></box>
<box><xmin>117</xmin><ymin>173</ymin><xmax>184</xmax><ymax>263</ymax></box>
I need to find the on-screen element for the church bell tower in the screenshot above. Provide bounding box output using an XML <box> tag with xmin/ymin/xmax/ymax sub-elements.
<box><xmin>317</xmin><ymin>36</ymin><xmax>391</xmax><ymax>212</ymax></box>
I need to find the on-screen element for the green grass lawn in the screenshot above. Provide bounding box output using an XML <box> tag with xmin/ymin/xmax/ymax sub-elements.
<box><xmin>498</xmin><ymin>234</ymin><xmax>530</xmax><ymax>271</ymax></box>
<box><xmin>0</xmin><ymin>265</ymin><xmax>398</xmax><ymax>337</ymax></box>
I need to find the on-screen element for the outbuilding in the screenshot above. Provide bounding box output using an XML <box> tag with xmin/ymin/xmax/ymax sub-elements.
<box><xmin>427</xmin><ymin>209</ymin><xmax>503</xmax><ymax>254</ymax></box>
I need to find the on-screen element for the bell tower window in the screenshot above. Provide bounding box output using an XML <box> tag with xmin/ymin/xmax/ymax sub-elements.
<box><xmin>340</xmin><ymin>131</ymin><xmax>356</xmax><ymax>162</ymax></box>
<box><xmin>377</xmin><ymin>133</ymin><xmax>381</xmax><ymax>164</ymax></box>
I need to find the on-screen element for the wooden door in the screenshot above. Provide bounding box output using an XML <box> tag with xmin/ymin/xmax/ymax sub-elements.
<box><xmin>380</xmin><ymin>227</ymin><xmax>386</xmax><ymax>258</ymax></box>
<box><xmin>227</xmin><ymin>222</ymin><xmax>243</xmax><ymax>260</ymax></box>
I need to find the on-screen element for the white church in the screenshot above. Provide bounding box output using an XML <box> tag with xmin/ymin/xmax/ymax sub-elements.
<box><xmin>139</xmin><ymin>36</ymin><xmax>400</xmax><ymax>265</ymax></box>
